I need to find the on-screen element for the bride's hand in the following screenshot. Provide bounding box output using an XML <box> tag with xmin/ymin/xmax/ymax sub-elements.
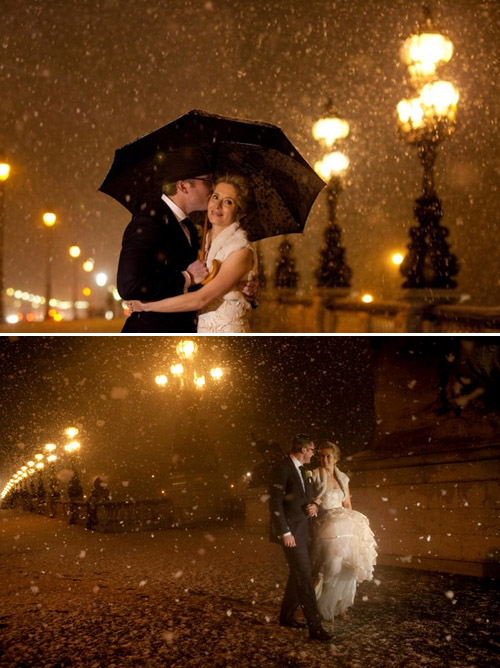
<box><xmin>125</xmin><ymin>300</ymin><xmax>145</xmax><ymax>313</ymax></box>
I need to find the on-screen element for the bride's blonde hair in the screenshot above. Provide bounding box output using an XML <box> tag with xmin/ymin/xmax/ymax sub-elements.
<box><xmin>215</xmin><ymin>173</ymin><xmax>256</xmax><ymax>218</ymax></box>
<box><xmin>320</xmin><ymin>441</ymin><xmax>341</xmax><ymax>460</ymax></box>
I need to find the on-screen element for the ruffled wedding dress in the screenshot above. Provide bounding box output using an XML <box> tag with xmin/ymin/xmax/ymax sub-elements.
<box><xmin>310</xmin><ymin>468</ymin><xmax>377</xmax><ymax>621</ymax></box>
<box><xmin>197</xmin><ymin>222</ymin><xmax>257</xmax><ymax>333</ymax></box>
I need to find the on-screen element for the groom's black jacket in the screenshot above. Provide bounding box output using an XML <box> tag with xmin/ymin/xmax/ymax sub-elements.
<box><xmin>117</xmin><ymin>199</ymin><xmax>199</xmax><ymax>333</ymax></box>
<box><xmin>269</xmin><ymin>456</ymin><xmax>315</xmax><ymax>545</ymax></box>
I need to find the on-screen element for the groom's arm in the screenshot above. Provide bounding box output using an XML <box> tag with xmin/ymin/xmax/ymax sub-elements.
<box><xmin>269</xmin><ymin>463</ymin><xmax>292</xmax><ymax>539</ymax></box>
<box><xmin>117</xmin><ymin>216</ymin><xmax>191</xmax><ymax>301</ymax></box>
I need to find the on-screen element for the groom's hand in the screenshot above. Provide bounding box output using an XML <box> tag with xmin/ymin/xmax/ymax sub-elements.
<box><xmin>187</xmin><ymin>259</ymin><xmax>208</xmax><ymax>285</ymax></box>
<box><xmin>282</xmin><ymin>534</ymin><xmax>296</xmax><ymax>548</ymax></box>
<box><xmin>306</xmin><ymin>504</ymin><xmax>318</xmax><ymax>517</ymax></box>
<box><xmin>238</xmin><ymin>277</ymin><xmax>259</xmax><ymax>307</ymax></box>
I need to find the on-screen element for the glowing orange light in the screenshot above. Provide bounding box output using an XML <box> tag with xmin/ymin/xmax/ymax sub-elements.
<box><xmin>82</xmin><ymin>287</ymin><xmax>91</xmax><ymax>297</ymax></box>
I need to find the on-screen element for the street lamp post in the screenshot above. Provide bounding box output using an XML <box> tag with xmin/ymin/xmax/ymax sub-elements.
<box><xmin>312</xmin><ymin>108</ymin><xmax>352</xmax><ymax>289</ymax></box>
<box><xmin>274</xmin><ymin>236</ymin><xmax>299</xmax><ymax>289</ymax></box>
<box><xmin>0</xmin><ymin>158</ymin><xmax>11</xmax><ymax>322</ymax></box>
<box><xmin>397</xmin><ymin>6</ymin><xmax>459</xmax><ymax>290</ymax></box>
<box><xmin>45</xmin><ymin>443</ymin><xmax>60</xmax><ymax>517</ymax></box>
<box><xmin>69</xmin><ymin>245</ymin><xmax>81</xmax><ymax>320</ymax></box>
<box><xmin>42</xmin><ymin>211</ymin><xmax>57</xmax><ymax>320</ymax></box>
<box><xmin>154</xmin><ymin>340</ymin><xmax>225</xmax><ymax>478</ymax></box>
<box><xmin>64</xmin><ymin>430</ymin><xmax>83</xmax><ymax>524</ymax></box>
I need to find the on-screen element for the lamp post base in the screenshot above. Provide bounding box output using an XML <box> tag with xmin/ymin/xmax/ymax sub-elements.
<box><xmin>401</xmin><ymin>194</ymin><xmax>459</xmax><ymax>290</ymax></box>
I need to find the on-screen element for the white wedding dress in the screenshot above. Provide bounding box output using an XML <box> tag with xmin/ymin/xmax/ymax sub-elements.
<box><xmin>310</xmin><ymin>467</ymin><xmax>377</xmax><ymax>621</ymax></box>
<box><xmin>197</xmin><ymin>222</ymin><xmax>257</xmax><ymax>333</ymax></box>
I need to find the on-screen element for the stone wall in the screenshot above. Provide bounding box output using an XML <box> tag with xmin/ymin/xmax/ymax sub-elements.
<box><xmin>347</xmin><ymin>443</ymin><xmax>500</xmax><ymax>577</ymax></box>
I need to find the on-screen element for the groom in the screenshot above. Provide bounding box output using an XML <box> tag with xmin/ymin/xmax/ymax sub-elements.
<box><xmin>269</xmin><ymin>433</ymin><xmax>334</xmax><ymax>643</ymax></box>
<box><xmin>117</xmin><ymin>147</ymin><xmax>211</xmax><ymax>333</ymax></box>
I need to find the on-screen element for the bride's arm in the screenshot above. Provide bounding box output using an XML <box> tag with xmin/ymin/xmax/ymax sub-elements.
<box><xmin>129</xmin><ymin>248</ymin><xmax>253</xmax><ymax>313</ymax></box>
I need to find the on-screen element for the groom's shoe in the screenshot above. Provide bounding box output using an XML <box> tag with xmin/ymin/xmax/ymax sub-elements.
<box><xmin>309</xmin><ymin>626</ymin><xmax>334</xmax><ymax>643</ymax></box>
<box><xmin>280</xmin><ymin>619</ymin><xmax>307</xmax><ymax>629</ymax></box>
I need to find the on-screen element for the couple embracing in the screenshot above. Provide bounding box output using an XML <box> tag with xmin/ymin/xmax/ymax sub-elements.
<box><xmin>269</xmin><ymin>434</ymin><xmax>377</xmax><ymax>643</ymax></box>
<box><xmin>117</xmin><ymin>150</ymin><xmax>257</xmax><ymax>333</ymax></box>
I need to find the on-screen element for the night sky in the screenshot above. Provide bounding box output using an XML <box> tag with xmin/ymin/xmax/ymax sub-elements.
<box><xmin>1</xmin><ymin>0</ymin><xmax>499</xmax><ymax>312</ymax></box>
<box><xmin>0</xmin><ymin>336</ymin><xmax>375</xmax><ymax>497</ymax></box>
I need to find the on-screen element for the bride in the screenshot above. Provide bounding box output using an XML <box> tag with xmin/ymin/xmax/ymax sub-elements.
<box><xmin>310</xmin><ymin>442</ymin><xmax>377</xmax><ymax>623</ymax></box>
<box><xmin>126</xmin><ymin>174</ymin><xmax>257</xmax><ymax>333</ymax></box>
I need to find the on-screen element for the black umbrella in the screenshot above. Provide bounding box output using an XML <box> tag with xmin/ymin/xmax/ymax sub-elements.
<box><xmin>98</xmin><ymin>109</ymin><xmax>325</xmax><ymax>241</ymax></box>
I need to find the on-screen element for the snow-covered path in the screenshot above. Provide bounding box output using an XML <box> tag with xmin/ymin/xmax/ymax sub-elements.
<box><xmin>1</xmin><ymin>510</ymin><xmax>497</xmax><ymax>667</ymax></box>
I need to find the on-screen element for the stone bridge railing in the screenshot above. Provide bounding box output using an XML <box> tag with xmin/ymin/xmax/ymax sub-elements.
<box><xmin>250</xmin><ymin>290</ymin><xmax>500</xmax><ymax>333</ymax></box>
<box><xmin>3</xmin><ymin>494</ymin><xmax>243</xmax><ymax>532</ymax></box>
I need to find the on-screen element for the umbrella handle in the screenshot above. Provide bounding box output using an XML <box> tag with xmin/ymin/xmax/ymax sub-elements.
<box><xmin>201</xmin><ymin>259</ymin><xmax>220</xmax><ymax>285</ymax></box>
<box><xmin>199</xmin><ymin>212</ymin><xmax>209</xmax><ymax>258</ymax></box>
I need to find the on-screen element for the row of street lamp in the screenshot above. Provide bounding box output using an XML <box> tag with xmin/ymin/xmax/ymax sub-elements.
<box><xmin>278</xmin><ymin>7</ymin><xmax>460</xmax><ymax>296</ymax></box>
<box><xmin>0</xmin><ymin>183</ymin><xmax>110</xmax><ymax>322</ymax></box>
<box><xmin>1</xmin><ymin>427</ymin><xmax>82</xmax><ymax>501</ymax></box>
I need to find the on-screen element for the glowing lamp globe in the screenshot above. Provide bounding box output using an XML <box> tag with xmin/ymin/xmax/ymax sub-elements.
<box><xmin>0</xmin><ymin>163</ymin><xmax>11</xmax><ymax>181</ymax></box>
<box><xmin>312</xmin><ymin>117</ymin><xmax>350</xmax><ymax>148</ymax></box>
<box><xmin>43</xmin><ymin>212</ymin><xmax>57</xmax><ymax>227</ymax></box>
<box><xmin>314</xmin><ymin>152</ymin><xmax>350</xmax><ymax>181</ymax></box>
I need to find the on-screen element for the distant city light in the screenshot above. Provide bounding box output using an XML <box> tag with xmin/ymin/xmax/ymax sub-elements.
<box><xmin>0</xmin><ymin>162</ymin><xmax>11</xmax><ymax>180</ymax></box>
<box><xmin>95</xmin><ymin>272</ymin><xmax>108</xmax><ymax>287</ymax></box>
<box><xmin>83</xmin><ymin>259</ymin><xmax>94</xmax><ymax>272</ymax></box>
<box><xmin>5</xmin><ymin>314</ymin><xmax>19</xmax><ymax>324</ymax></box>
<box><xmin>362</xmin><ymin>293</ymin><xmax>374</xmax><ymax>303</ymax></box>
<box><xmin>392</xmin><ymin>253</ymin><xmax>404</xmax><ymax>265</ymax></box>
<box><xmin>69</xmin><ymin>245</ymin><xmax>81</xmax><ymax>258</ymax></box>
<box><xmin>42</xmin><ymin>212</ymin><xmax>57</xmax><ymax>227</ymax></box>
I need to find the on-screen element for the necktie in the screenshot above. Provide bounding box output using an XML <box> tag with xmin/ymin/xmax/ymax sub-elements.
<box><xmin>179</xmin><ymin>218</ymin><xmax>193</xmax><ymax>246</ymax></box>
<box><xmin>299</xmin><ymin>465</ymin><xmax>307</xmax><ymax>492</ymax></box>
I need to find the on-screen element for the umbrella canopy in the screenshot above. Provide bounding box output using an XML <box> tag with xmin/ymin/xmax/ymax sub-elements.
<box><xmin>99</xmin><ymin>110</ymin><xmax>325</xmax><ymax>241</ymax></box>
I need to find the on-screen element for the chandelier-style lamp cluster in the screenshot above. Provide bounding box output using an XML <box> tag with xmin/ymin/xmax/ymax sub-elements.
<box><xmin>155</xmin><ymin>340</ymin><xmax>224</xmax><ymax>391</ymax></box>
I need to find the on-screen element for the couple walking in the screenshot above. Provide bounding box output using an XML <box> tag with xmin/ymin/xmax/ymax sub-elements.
<box><xmin>118</xmin><ymin>153</ymin><xmax>257</xmax><ymax>333</ymax></box>
<box><xmin>269</xmin><ymin>434</ymin><xmax>377</xmax><ymax>643</ymax></box>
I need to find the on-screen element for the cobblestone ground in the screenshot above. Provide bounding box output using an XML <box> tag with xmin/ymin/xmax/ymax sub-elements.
<box><xmin>0</xmin><ymin>510</ymin><xmax>498</xmax><ymax>668</ymax></box>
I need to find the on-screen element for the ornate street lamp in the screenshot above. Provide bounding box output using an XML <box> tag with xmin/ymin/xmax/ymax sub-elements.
<box><xmin>153</xmin><ymin>340</ymin><xmax>227</xmax><ymax>477</ymax></box>
<box><xmin>69</xmin><ymin>245</ymin><xmax>81</xmax><ymax>320</ymax></box>
<box><xmin>42</xmin><ymin>211</ymin><xmax>57</xmax><ymax>320</ymax></box>
<box><xmin>312</xmin><ymin>106</ymin><xmax>352</xmax><ymax>289</ymax></box>
<box><xmin>397</xmin><ymin>6</ymin><xmax>459</xmax><ymax>290</ymax></box>
<box><xmin>0</xmin><ymin>157</ymin><xmax>11</xmax><ymax>322</ymax></box>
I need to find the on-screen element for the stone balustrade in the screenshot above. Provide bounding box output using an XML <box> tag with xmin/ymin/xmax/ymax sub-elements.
<box><xmin>250</xmin><ymin>289</ymin><xmax>500</xmax><ymax>333</ymax></box>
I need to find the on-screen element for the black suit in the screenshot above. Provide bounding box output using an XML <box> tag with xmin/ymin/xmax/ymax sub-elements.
<box><xmin>269</xmin><ymin>456</ymin><xmax>323</xmax><ymax>630</ymax></box>
<box><xmin>117</xmin><ymin>199</ymin><xmax>199</xmax><ymax>333</ymax></box>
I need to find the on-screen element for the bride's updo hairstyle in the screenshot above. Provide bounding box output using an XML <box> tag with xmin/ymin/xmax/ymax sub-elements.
<box><xmin>214</xmin><ymin>173</ymin><xmax>256</xmax><ymax>219</ymax></box>
<box><xmin>320</xmin><ymin>441</ymin><xmax>341</xmax><ymax>461</ymax></box>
